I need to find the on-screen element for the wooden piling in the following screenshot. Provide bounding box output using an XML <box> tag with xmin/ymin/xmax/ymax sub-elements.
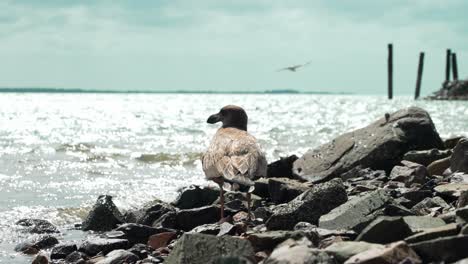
<box><xmin>445</xmin><ymin>49</ymin><xmax>451</xmax><ymax>82</ymax></box>
<box><xmin>414</xmin><ymin>52</ymin><xmax>424</xmax><ymax>100</ymax></box>
<box><xmin>387</xmin><ymin>43</ymin><xmax>393</xmax><ymax>99</ymax></box>
<box><xmin>452</xmin><ymin>53</ymin><xmax>459</xmax><ymax>81</ymax></box>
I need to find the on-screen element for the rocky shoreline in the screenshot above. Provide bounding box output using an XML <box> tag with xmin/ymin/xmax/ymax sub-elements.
<box><xmin>15</xmin><ymin>106</ymin><xmax>468</xmax><ymax>263</ymax></box>
<box><xmin>427</xmin><ymin>80</ymin><xmax>468</xmax><ymax>100</ymax></box>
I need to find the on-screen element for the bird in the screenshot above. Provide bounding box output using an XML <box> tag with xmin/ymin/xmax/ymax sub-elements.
<box><xmin>202</xmin><ymin>105</ymin><xmax>267</xmax><ymax>221</ymax></box>
<box><xmin>277</xmin><ymin>61</ymin><xmax>312</xmax><ymax>72</ymax></box>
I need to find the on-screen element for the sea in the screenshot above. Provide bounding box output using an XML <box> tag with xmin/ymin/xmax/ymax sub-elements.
<box><xmin>0</xmin><ymin>93</ymin><xmax>467</xmax><ymax>263</ymax></box>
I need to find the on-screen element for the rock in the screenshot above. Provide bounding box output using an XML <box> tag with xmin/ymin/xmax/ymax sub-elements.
<box><xmin>268</xmin><ymin>178</ymin><xmax>310</xmax><ymax>204</ymax></box>
<box><xmin>319</xmin><ymin>190</ymin><xmax>391</xmax><ymax>232</ymax></box>
<box><xmin>124</xmin><ymin>199</ymin><xmax>174</xmax><ymax>226</ymax></box>
<box><xmin>411</xmin><ymin>196</ymin><xmax>451</xmax><ymax>215</ymax></box>
<box><xmin>456</xmin><ymin>206</ymin><xmax>468</xmax><ymax>223</ymax></box>
<box><xmin>128</xmin><ymin>243</ymin><xmax>153</xmax><ymax>259</ymax></box>
<box><xmin>253</xmin><ymin>178</ymin><xmax>269</xmax><ymax>198</ymax></box>
<box><xmin>15</xmin><ymin>218</ymin><xmax>59</xmax><ymax>234</ymax></box>
<box><xmin>345</xmin><ymin>241</ymin><xmax>421</xmax><ymax>264</ymax></box>
<box><xmin>340</xmin><ymin>166</ymin><xmax>386</xmax><ymax>181</ymax></box>
<box><xmin>451</xmin><ymin>138</ymin><xmax>468</xmax><ymax>173</ymax></box>
<box><xmin>434</xmin><ymin>183</ymin><xmax>468</xmax><ymax>197</ymax></box>
<box><xmin>445</xmin><ymin>136</ymin><xmax>464</xmax><ymax>149</ymax></box>
<box><xmin>95</xmin><ymin>249</ymin><xmax>139</xmax><ymax>264</ymax></box>
<box><xmin>459</xmin><ymin>191</ymin><xmax>468</xmax><ymax>208</ymax></box>
<box><xmin>264</xmin><ymin>238</ymin><xmax>337</xmax><ymax>264</ymax></box>
<box><xmin>31</xmin><ymin>254</ymin><xmax>49</xmax><ymax>264</ymax></box>
<box><xmin>152</xmin><ymin>211</ymin><xmax>177</xmax><ymax>229</ymax></box>
<box><xmin>246</xmin><ymin>230</ymin><xmax>319</xmax><ymax>251</ymax></box>
<box><xmin>405</xmin><ymin>223</ymin><xmax>459</xmax><ymax>243</ymax></box>
<box><xmin>148</xmin><ymin>232</ymin><xmax>177</xmax><ymax>249</ymax></box>
<box><xmin>325</xmin><ymin>241</ymin><xmax>385</xmax><ymax>263</ymax></box>
<box><xmin>266</xmin><ymin>178</ymin><xmax>347</xmax><ymax>230</ymax></box>
<box><xmin>253</xmin><ymin>206</ymin><xmax>273</xmax><ymax>220</ymax></box>
<box><xmin>427</xmin><ymin>157</ymin><xmax>451</xmax><ymax>176</ymax></box>
<box><xmin>175</xmin><ymin>205</ymin><xmax>220</xmax><ymax>231</ymax></box>
<box><xmin>112</xmin><ymin>223</ymin><xmax>175</xmax><ymax>245</ymax></box>
<box><xmin>403</xmin><ymin>149</ymin><xmax>452</xmax><ymax>167</ymax></box>
<box><xmin>172</xmin><ymin>185</ymin><xmax>219</xmax><ymax>210</ymax></box>
<box><xmin>188</xmin><ymin>223</ymin><xmax>221</xmax><ymax>235</ymax></box>
<box><xmin>410</xmin><ymin>235</ymin><xmax>468</xmax><ymax>263</ymax></box>
<box><xmin>293</xmin><ymin>107</ymin><xmax>443</xmax><ymax>183</ymax></box>
<box><xmin>15</xmin><ymin>235</ymin><xmax>59</xmax><ymax>253</ymax></box>
<box><xmin>78</xmin><ymin>238</ymin><xmax>128</xmax><ymax>256</ymax></box>
<box><xmin>402</xmin><ymin>216</ymin><xmax>446</xmax><ymax>232</ymax></box>
<box><xmin>389</xmin><ymin>161</ymin><xmax>428</xmax><ymax>187</ymax></box>
<box><xmin>400</xmin><ymin>190</ymin><xmax>432</xmax><ymax>208</ymax></box>
<box><xmin>356</xmin><ymin>216</ymin><xmax>412</xmax><ymax>244</ymax></box>
<box><xmin>267</xmin><ymin>155</ymin><xmax>298</xmax><ymax>179</ymax></box>
<box><xmin>82</xmin><ymin>195</ymin><xmax>125</xmax><ymax>232</ymax></box>
<box><xmin>215</xmin><ymin>192</ymin><xmax>262</xmax><ymax>212</ymax></box>
<box><xmin>65</xmin><ymin>251</ymin><xmax>89</xmax><ymax>263</ymax></box>
<box><xmin>165</xmin><ymin>233</ymin><xmax>254</xmax><ymax>264</ymax></box>
<box><xmin>50</xmin><ymin>243</ymin><xmax>78</xmax><ymax>259</ymax></box>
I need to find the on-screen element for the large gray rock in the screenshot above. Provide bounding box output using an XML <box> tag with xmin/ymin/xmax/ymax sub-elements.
<box><xmin>112</xmin><ymin>223</ymin><xmax>175</xmax><ymax>245</ymax></box>
<box><xmin>78</xmin><ymin>238</ymin><xmax>128</xmax><ymax>256</ymax></box>
<box><xmin>403</xmin><ymin>149</ymin><xmax>452</xmax><ymax>167</ymax></box>
<box><xmin>356</xmin><ymin>216</ymin><xmax>412</xmax><ymax>244</ymax></box>
<box><xmin>267</xmin><ymin>155</ymin><xmax>299</xmax><ymax>179</ymax></box>
<box><xmin>268</xmin><ymin>178</ymin><xmax>310</xmax><ymax>204</ymax></box>
<box><xmin>124</xmin><ymin>199</ymin><xmax>174</xmax><ymax>226</ymax></box>
<box><xmin>411</xmin><ymin>196</ymin><xmax>451</xmax><ymax>215</ymax></box>
<box><xmin>293</xmin><ymin>107</ymin><xmax>443</xmax><ymax>183</ymax></box>
<box><xmin>15</xmin><ymin>218</ymin><xmax>59</xmax><ymax>234</ymax></box>
<box><xmin>319</xmin><ymin>190</ymin><xmax>391</xmax><ymax>232</ymax></box>
<box><xmin>451</xmin><ymin>138</ymin><xmax>468</xmax><ymax>173</ymax></box>
<box><xmin>15</xmin><ymin>234</ymin><xmax>59</xmax><ymax>253</ymax></box>
<box><xmin>175</xmin><ymin>205</ymin><xmax>220</xmax><ymax>231</ymax></box>
<box><xmin>265</xmin><ymin>238</ymin><xmax>337</xmax><ymax>264</ymax></box>
<box><xmin>266</xmin><ymin>179</ymin><xmax>347</xmax><ymax>230</ymax></box>
<box><xmin>405</xmin><ymin>223</ymin><xmax>459</xmax><ymax>243</ymax></box>
<box><xmin>165</xmin><ymin>233</ymin><xmax>255</xmax><ymax>264</ymax></box>
<box><xmin>410</xmin><ymin>235</ymin><xmax>468</xmax><ymax>263</ymax></box>
<box><xmin>82</xmin><ymin>195</ymin><xmax>125</xmax><ymax>232</ymax></box>
<box><xmin>434</xmin><ymin>183</ymin><xmax>468</xmax><ymax>198</ymax></box>
<box><xmin>50</xmin><ymin>243</ymin><xmax>78</xmax><ymax>259</ymax></box>
<box><xmin>95</xmin><ymin>249</ymin><xmax>139</xmax><ymax>264</ymax></box>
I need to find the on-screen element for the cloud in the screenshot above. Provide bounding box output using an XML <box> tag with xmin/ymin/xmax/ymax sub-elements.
<box><xmin>0</xmin><ymin>1</ymin><xmax>466</xmax><ymax>93</ymax></box>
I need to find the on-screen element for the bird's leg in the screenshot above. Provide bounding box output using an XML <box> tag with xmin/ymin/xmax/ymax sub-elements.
<box><xmin>218</xmin><ymin>182</ymin><xmax>224</xmax><ymax>220</ymax></box>
<box><xmin>246</xmin><ymin>192</ymin><xmax>252</xmax><ymax>221</ymax></box>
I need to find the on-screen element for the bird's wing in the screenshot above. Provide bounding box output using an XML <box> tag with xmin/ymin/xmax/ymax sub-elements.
<box><xmin>276</xmin><ymin>67</ymin><xmax>290</xmax><ymax>72</ymax></box>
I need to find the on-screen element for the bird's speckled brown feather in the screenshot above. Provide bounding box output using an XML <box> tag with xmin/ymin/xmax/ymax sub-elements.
<box><xmin>202</xmin><ymin>127</ymin><xmax>267</xmax><ymax>186</ymax></box>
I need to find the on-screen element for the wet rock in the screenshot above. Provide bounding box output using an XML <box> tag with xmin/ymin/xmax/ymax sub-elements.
<box><xmin>175</xmin><ymin>205</ymin><xmax>220</xmax><ymax>231</ymax></box>
<box><xmin>410</xmin><ymin>235</ymin><xmax>468</xmax><ymax>263</ymax></box>
<box><xmin>152</xmin><ymin>211</ymin><xmax>177</xmax><ymax>229</ymax></box>
<box><xmin>411</xmin><ymin>196</ymin><xmax>451</xmax><ymax>215</ymax></box>
<box><xmin>79</xmin><ymin>238</ymin><xmax>128</xmax><ymax>256</ymax></box>
<box><xmin>325</xmin><ymin>241</ymin><xmax>385</xmax><ymax>263</ymax></box>
<box><xmin>264</xmin><ymin>238</ymin><xmax>337</xmax><ymax>264</ymax></box>
<box><xmin>95</xmin><ymin>249</ymin><xmax>139</xmax><ymax>264</ymax></box>
<box><xmin>113</xmin><ymin>223</ymin><xmax>175</xmax><ymax>245</ymax></box>
<box><xmin>293</xmin><ymin>107</ymin><xmax>443</xmax><ymax>183</ymax></box>
<box><xmin>405</xmin><ymin>223</ymin><xmax>459</xmax><ymax>243</ymax></box>
<box><xmin>148</xmin><ymin>232</ymin><xmax>177</xmax><ymax>250</ymax></box>
<box><xmin>165</xmin><ymin>233</ymin><xmax>254</xmax><ymax>264</ymax></box>
<box><xmin>124</xmin><ymin>199</ymin><xmax>175</xmax><ymax>226</ymax></box>
<box><xmin>31</xmin><ymin>254</ymin><xmax>49</xmax><ymax>264</ymax></box>
<box><xmin>267</xmin><ymin>155</ymin><xmax>299</xmax><ymax>179</ymax></box>
<box><xmin>51</xmin><ymin>243</ymin><xmax>78</xmax><ymax>259</ymax></box>
<box><xmin>345</xmin><ymin>241</ymin><xmax>421</xmax><ymax>264</ymax></box>
<box><xmin>266</xmin><ymin>178</ymin><xmax>347</xmax><ymax>230</ymax></box>
<box><xmin>82</xmin><ymin>195</ymin><xmax>124</xmax><ymax>232</ymax></box>
<box><xmin>15</xmin><ymin>235</ymin><xmax>59</xmax><ymax>253</ymax></box>
<box><xmin>452</xmin><ymin>138</ymin><xmax>468</xmax><ymax>173</ymax></box>
<box><xmin>389</xmin><ymin>161</ymin><xmax>428</xmax><ymax>187</ymax></box>
<box><xmin>356</xmin><ymin>216</ymin><xmax>412</xmax><ymax>244</ymax></box>
<box><xmin>268</xmin><ymin>177</ymin><xmax>310</xmax><ymax>204</ymax></box>
<box><xmin>319</xmin><ymin>190</ymin><xmax>391</xmax><ymax>232</ymax></box>
<box><xmin>246</xmin><ymin>230</ymin><xmax>319</xmax><ymax>251</ymax></box>
<box><xmin>253</xmin><ymin>178</ymin><xmax>270</xmax><ymax>198</ymax></box>
<box><xmin>403</xmin><ymin>149</ymin><xmax>452</xmax><ymax>167</ymax></box>
<box><xmin>434</xmin><ymin>183</ymin><xmax>468</xmax><ymax>198</ymax></box>
<box><xmin>15</xmin><ymin>218</ymin><xmax>59</xmax><ymax>234</ymax></box>
<box><xmin>172</xmin><ymin>185</ymin><xmax>219</xmax><ymax>210</ymax></box>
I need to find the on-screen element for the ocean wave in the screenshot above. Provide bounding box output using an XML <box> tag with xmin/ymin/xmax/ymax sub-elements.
<box><xmin>134</xmin><ymin>152</ymin><xmax>202</xmax><ymax>166</ymax></box>
<box><xmin>55</xmin><ymin>142</ymin><xmax>95</xmax><ymax>153</ymax></box>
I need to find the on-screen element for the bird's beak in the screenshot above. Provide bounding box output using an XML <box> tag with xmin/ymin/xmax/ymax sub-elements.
<box><xmin>207</xmin><ymin>113</ymin><xmax>222</xmax><ymax>124</ymax></box>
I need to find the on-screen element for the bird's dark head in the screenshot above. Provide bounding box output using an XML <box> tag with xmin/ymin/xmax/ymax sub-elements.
<box><xmin>207</xmin><ymin>105</ymin><xmax>248</xmax><ymax>131</ymax></box>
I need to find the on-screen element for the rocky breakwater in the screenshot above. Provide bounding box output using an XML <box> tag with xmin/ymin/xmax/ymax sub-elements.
<box><xmin>427</xmin><ymin>79</ymin><xmax>468</xmax><ymax>100</ymax></box>
<box><xmin>17</xmin><ymin>106</ymin><xmax>468</xmax><ymax>264</ymax></box>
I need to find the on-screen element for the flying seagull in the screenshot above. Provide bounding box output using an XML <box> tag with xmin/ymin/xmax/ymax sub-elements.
<box><xmin>202</xmin><ymin>105</ymin><xmax>267</xmax><ymax>221</ymax></box>
<box><xmin>277</xmin><ymin>61</ymin><xmax>312</xmax><ymax>72</ymax></box>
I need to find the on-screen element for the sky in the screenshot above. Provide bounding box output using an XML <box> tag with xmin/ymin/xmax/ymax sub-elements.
<box><xmin>0</xmin><ymin>0</ymin><xmax>467</xmax><ymax>94</ymax></box>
